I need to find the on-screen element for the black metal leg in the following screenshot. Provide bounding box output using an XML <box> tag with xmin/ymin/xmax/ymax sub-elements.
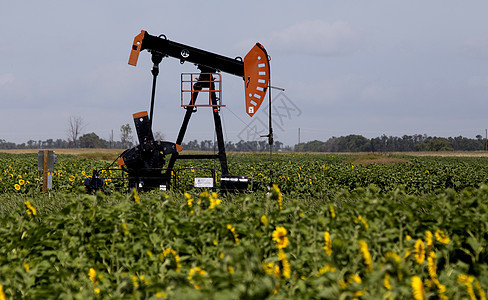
<box><xmin>210</xmin><ymin>82</ymin><xmax>229</xmax><ymax>175</ymax></box>
<box><xmin>164</xmin><ymin>70</ymin><xmax>232</xmax><ymax>187</ymax></box>
<box><xmin>165</xmin><ymin>86</ymin><xmax>200</xmax><ymax>177</ymax></box>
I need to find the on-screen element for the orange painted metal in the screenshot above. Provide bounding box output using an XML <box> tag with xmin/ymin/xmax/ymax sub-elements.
<box><xmin>181</xmin><ymin>73</ymin><xmax>224</xmax><ymax>107</ymax></box>
<box><xmin>243</xmin><ymin>43</ymin><xmax>270</xmax><ymax>117</ymax></box>
<box><xmin>132</xmin><ymin>111</ymin><xmax>148</xmax><ymax>119</ymax></box>
<box><xmin>128</xmin><ymin>30</ymin><xmax>146</xmax><ymax>66</ymax></box>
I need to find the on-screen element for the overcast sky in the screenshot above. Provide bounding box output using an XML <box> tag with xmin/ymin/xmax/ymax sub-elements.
<box><xmin>2</xmin><ymin>1</ymin><xmax>488</xmax><ymax>146</ymax></box>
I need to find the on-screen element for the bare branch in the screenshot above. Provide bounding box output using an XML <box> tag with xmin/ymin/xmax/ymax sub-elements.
<box><xmin>67</xmin><ymin>116</ymin><xmax>86</xmax><ymax>148</ymax></box>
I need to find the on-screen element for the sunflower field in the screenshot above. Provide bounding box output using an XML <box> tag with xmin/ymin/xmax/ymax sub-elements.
<box><xmin>0</xmin><ymin>152</ymin><xmax>487</xmax><ymax>299</ymax></box>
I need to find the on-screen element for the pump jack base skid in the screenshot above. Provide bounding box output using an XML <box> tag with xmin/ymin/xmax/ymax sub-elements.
<box><xmin>84</xmin><ymin>166</ymin><xmax>252</xmax><ymax>193</ymax></box>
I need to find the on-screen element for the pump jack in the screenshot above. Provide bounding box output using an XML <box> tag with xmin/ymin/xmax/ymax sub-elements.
<box><xmin>84</xmin><ymin>30</ymin><xmax>270</xmax><ymax>192</ymax></box>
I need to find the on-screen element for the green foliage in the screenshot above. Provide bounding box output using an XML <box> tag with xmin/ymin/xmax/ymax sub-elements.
<box><xmin>1</xmin><ymin>153</ymin><xmax>488</xmax><ymax>298</ymax></box>
<box><xmin>415</xmin><ymin>137</ymin><xmax>453</xmax><ymax>151</ymax></box>
<box><xmin>295</xmin><ymin>134</ymin><xmax>486</xmax><ymax>152</ymax></box>
<box><xmin>79</xmin><ymin>132</ymin><xmax>108</xmax><ymax>148</ymax></box>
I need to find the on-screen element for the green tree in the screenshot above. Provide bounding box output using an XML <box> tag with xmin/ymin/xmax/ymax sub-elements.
<box><xmin>120</xmin><ymin>124</ymin><xmax>133</xmax><ymax>148</ymax></box>
<box><xmin>79</xmin><ymin>132</ymin><xmax>107</xmax><ymax>148</ymax></box>
<box><xmin>415</xmin><ymin>137</ymin><xmax>453</xmax><ymax>151</ymax></box>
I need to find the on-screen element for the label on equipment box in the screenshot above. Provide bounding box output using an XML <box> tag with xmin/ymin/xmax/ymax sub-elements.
<box><xmin>194</xmin><ymin>177</ymin><xmax>213</xmax><ymax>188</ymax></box>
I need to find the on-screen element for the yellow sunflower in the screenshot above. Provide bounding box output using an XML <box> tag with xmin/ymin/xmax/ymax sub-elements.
<box><xmin>269</xmin><ymin>184</ymin><xmax>283</xmax><ymax>210</ymax></box>
<box><xmin>188</xmin><ymin>266</ymin><xmax>207</xmax><ymax>289</ymax></box>
<box><xmin>358</xmin><ymin>240</ymin><xmax>373</xmax><ymax>272</ymax></box>
<box><xmin>474</xmin><ymin>280</ymin><xmax>486</xmax><ymax>300</ymax></box>
<box><xmin>425</xmin><ymin>231</ymin><xmax>434</xmax><ymax>253</ymax></box>
<box><xmin>278</xmin><ymin>249</ymin><xmax>291</xmax><ymax>279</ymax></box>
<box><xmin>272</xmin><ymin>226</ymin><xmax>289</xmax><ymax>249</ymax></box>
<box><xmin>329</xmin><ymin>204</ymin><xmax>336</xmax><ymax>218</ymax></box>
<box><xmin>384</xmin><ymin>273</ymin><xmax>392</xmax><ymax>290</ymax></box>
<box><xmin>427</xmin><ymin>251</ymin><xmax>437</xmax><ymax>279</ymax></box>
<box><xmin>161</xmin><ymin>248</ymin><xmax>181</xmax><ymax>272</ymax></box>
<box><xmin>414</xmin><ymin>239</ymin><xmax>425</xmax><ymax>264</ymax></box>
<box><xmin>227</xmin><ymin>224</ymin><xmax>240</xmax><ymax>244</ymax></box>
<box><xmin>24</xmin><ymin>201</ymin><xmax>36</xmax><ymax>215</ymax></box>
<box><xmin>457</xmin><ymin>274</ymin><xmax>476</xmax><ymax>300</ymax></box>
<box><xmin>88</xmin><ymin>268</ymin><xmax>97</xmax><ymax>284</ymax></box>
<box><xmin>434</xmin><ymin>230</ymin><xmax>450</xmax><ymax>244</ymax></box>
<box><xmin>354</xmin><ymin>216</ymin><xmax>369</xmax><ymax>230</ymax></box>
<box><xmin>411</xmin><ymin>276</ymin><xmax>425</xmax><ymax>300</ymax></box>
<box><xmin>0</xmin><ymin>284</ymin><xmax>6</xmax><ymax>300</ymax></box>
<box><xmin>323</xmin><ymin>231</ymin><xmax>332</xmax><ymax>256</ymax></box>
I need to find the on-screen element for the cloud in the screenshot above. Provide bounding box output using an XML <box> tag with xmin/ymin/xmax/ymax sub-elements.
<box><xmin>359</xmin><ymin>84</ymin><xmax>398</xmax><ymax>104</ymax></box>
<box><xmin>468</xmin><ymin>75</ymin><xmax>488</xmax><ymax>88</ymax></box>
<box><xmin>458</xmin><ymin>36</ymin><xmax>488</xmax><ymax>60</ymax></box>
<box><xmin>0</xmin><ymin>73</ymin><xmax>15</xmax><ymax>86</ymax></box>
<box><xmin>284</xmin><ymin>75</ymin><xmax>399</xmax><ymax>108</ymax></box>
<box><xmin>0</xmin><ymin>73</ymin><xmax>35</xmax><ymax>107</ymax></box>
<box><xmin>263</xmin><ymin>20</ymin><xmax>363</xmax><ymax>56</ymax></box>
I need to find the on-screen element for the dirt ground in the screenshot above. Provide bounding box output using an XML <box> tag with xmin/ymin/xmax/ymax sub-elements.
<box><xmin>395</xmin><ymin>151</ymin><xmax>488</xmax><ymax>157</ymax></box>
<box><xmin>1</xmin><ymin>149</ymin><xmax>488</xmax><ymax>157</ymax></box>
<box><xmin>0</xmin><ymin>148</ymin><xmax>124</xmax><ymax>155</ymax></box>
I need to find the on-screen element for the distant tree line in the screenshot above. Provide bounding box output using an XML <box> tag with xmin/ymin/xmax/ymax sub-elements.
<box><xmin>295</xmin><ymin>134</ymin><xmax>488</xmax><ymax>152</ymax></box>
<box><xmin>2</xmin><ymin>131</ymin><xmax>487</xmax><ymax>153</ymax></box>
<box><xmin>0</xmin><ymin>135</ymin><xmax>132</xmax><ymax>150</ymax></box>
<box><xmin>0</xmin><ymin>136</ymin><xmax>289</xmax><ymax>152</ymax></box>
<box><xmin>0</xmin><ymin>122</ymin><xmax>135</xmax><ymax>150</ymax></box>
<box><xmin>2</xmin><ymin>115</ymin><xmax>294</xmax><ymax>151</ymax></box>
<box><xmin>180</xmin><ymin>140</ymin><xmax>289</xmax><ymax>152</ymax></box>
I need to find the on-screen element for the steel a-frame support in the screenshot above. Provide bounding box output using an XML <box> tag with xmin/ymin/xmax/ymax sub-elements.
<box><xmin>164</xmin><ymin>67</ymin><xmax>229</xmax><ymax>181</ymax></box>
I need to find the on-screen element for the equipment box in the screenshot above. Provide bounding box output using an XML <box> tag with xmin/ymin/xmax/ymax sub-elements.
<box><xmin>220</xmin><ymin>175</ymin><xmax>249</xmax><ymax>192</ymax></box>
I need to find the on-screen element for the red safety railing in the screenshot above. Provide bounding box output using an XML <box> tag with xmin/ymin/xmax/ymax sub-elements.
<box><xmin>181</xmin><ymin>73</ymin><xmax>224</xmax><ymax>107</ymax></box>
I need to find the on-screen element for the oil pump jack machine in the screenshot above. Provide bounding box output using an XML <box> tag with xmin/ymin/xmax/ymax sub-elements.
<box><xmin>84</xmin><ymin>30</ymin><xmax>272</xmax><ymax>192</ymax></box>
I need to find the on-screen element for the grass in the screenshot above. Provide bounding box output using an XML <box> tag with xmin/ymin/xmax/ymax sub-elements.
<box><xmin>348</xmin><ymin>153</ymin><xmax>410</xmax><ymax>165</ymax></box>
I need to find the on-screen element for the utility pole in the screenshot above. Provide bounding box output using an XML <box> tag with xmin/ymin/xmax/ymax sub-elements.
<box><xmin>110</xmin><ymin>129</ymin><xmax>114</xmax><ymax>148</ymax></box>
